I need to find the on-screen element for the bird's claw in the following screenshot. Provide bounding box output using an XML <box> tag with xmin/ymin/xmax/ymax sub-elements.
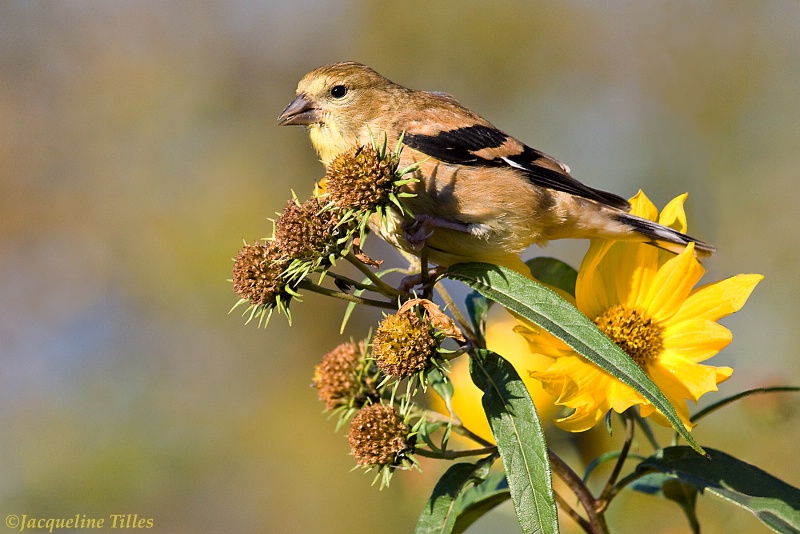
<box><xmin>404</xmin><ymin>214</ymin><xmax>437</xmax><ymax>251</ymax></box>
<box><xmin>399</xmin><ymin>265</ymin><xmax>447</xmax><ymax>293</ymax></box>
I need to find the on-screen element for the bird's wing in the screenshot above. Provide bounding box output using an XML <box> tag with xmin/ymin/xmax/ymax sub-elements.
<box><xmin>403</xmin><ymin>121</ymin><xmax>630</xmax><ymax>211</ymax></box>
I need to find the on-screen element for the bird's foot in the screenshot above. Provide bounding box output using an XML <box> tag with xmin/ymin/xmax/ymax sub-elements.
<box><xmin>404</xmin><ymin>214</ymin><xmax>480</xmax><ymax>250</ymax></box>
<box><xmin>399</xmin><ymin>265</ymin><xmax>447</xmax><ymax>293</ymax></box>
<box><xmin>404</xmin><ymin>214</ymin><xmax>437</xmax><ymax>251</ymax></box>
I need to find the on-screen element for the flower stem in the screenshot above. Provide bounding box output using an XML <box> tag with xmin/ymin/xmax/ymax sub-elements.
<box><xmin>324</xmin><ymin>271</ymin><xmax>384</xmax><ymax>293</ymax></box>
<box><xmin>414</xmin><ymin>445</ymin><xmax>497</xmax><ymax>460</ymax></box>
<box><xmin>425</xmin><ymin>410</ymin><xmax>496</xmax><ymax>448</ymax></box>
<box><xmin>553</xmin><ymin>490</ymin><xmax>592</xmax><ymax>533</ymax></box>
<box><xmin>297</xmin><ymin>280</ymin><xmax>397</xmax><ymax>310</ymax></box>
<box><xmin>419</xmin><ymin>245</ymin><xmax>431</xmax><ymax>298</ymax></box>
<box><xmin>603</xmin><ymin>469</ymin><xmax>651</xmax><ymax>504</ymax></box>
<box><xmin>345</xmin><ymin>251</ymin><xmax>405</xmax><ymax>297</ymax></box>
<box><xmin>548</xmin><ymin>449</ymin><xmax>609</xmax><ymax>534</ymax></box>
<box><xmin>633</xmin><ymin>412</ymin><xmax>661</xmax><ymax>450</ymax></box>
<box><xmin>451</xmin><ymin>423</ymin><xmax>495</xmax><ymax>449</ymax></box>
<box><xmin>597</xmin><ymin>411</ymin><xmax>635</xmax><ymax>512</ymax></box>
<box><xmin>434</xmin><ymin>283</ymin><xmax>479</xmax><ymax>346</ymax></box>
<box><xmin>413</xmin><ymin>408</ymin><xmax>496</xmax><ymax>450</ymax></box>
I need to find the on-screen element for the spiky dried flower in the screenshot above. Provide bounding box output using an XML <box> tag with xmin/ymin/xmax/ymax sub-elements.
<box><xmin>232</xmin><ymin>240</ymin><xmax>289</xmax><ymax>307</ymax></box>
<box><xmin>275</xmin><ymin>197</ymin><xmax>348</xmax><ymax>264</ymax></box>
<box><xmin>326</xmin><ymin>145</ymin><xmax>397</xmax><ymax>212</ymax></box>
<box><xmin>313</xmin><ymin>341</ymin><xmax>375</xmax><ymax>411</ymax></box>
<box><xmin>348</xmin><ymin>404</ymin><xmax>413</xmax><ymax>467</ymax></box>
<box><xmin>372</xmin><ymin>308</ymin><xmax>439</xmax><ymax>378</ymax></box>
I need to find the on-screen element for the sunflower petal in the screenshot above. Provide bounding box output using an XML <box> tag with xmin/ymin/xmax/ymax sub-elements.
<box><xmin>606</xmin><ymin>379</ymin><xmax>648</xmax><ymax>413</ymax></box>
<box><xmin>663</xmin><ymin>319</ymin><xmax>733</xmax><ymax>362</ymax></box>
<box><xmin>553</xmin><ymin>402</ymin><xmax>609</xmax><ymax>432</ymax></box>
<box><xmin>629</xmin><ymin>190</ymin><xmax>659</xmax><ymax>220</ymax></box>
<box><xmin>577</xmin><ymin>239</ymin><xmax>615</xmax><ymax>317</ymax></box>
<box><xmin>658</xmin><ymin>193</ymin><xmax>689</xmax><ymax>233</ymax></box>
<box><xmin>671</xmin><ymin>274</ymin><xmax>764</xmax><ymax>324</ymax></box>
<box><xmin>616</xmin><ymin>243</ymin><xmax>660</xmax><ymax>310</ymax></box>
<box><xmin>649</xmin><ymin>356</ymin><xmax>732</xmax><ymax>403</ymax></box>
<box><xmin>531</xmin><ymin>356</ymin><xmax>649</xmax><ymax>432</ymax></box>
<box><xmin>618</xmin><ymin>190</ymin><xmax>662</xmax><ymax>307</ymax></box>
<box><xmin>642</xmin><ymin>243</ymin><xmax>705</xmax><ymax>322</ymax></box>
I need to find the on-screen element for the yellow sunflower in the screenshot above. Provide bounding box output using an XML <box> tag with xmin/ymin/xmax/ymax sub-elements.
<box><xmin>521</xmin><ymin>191</ymin><xmax>763</xmax><ymax>432</ymax></box>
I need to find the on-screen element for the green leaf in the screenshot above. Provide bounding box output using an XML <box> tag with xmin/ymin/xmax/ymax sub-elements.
<box><xmin>464</xmin><ymin>290</ymin><xmax>490</xmax><ymax>342</ymax></box>
<box><xmin>427</xmin><ymin>367</ymin><xmax>455</xmax><ymax>428</ymax></box>
<box><xmin>525</xmin><ymin>257</ymin><xmax>578</xmax><ymax>297</ymax></box>
<box><xmin>452</xmin><ymin>472</ymin><xmax>510</xmax><ymax>534</ymax></box>
<box><xmin>636</xmin><ymin>446</ymin><xmax>800</xmax><ymax>533</ymax></box>
<box><xmin>583</xmin><ymin>450</ymin><xmax>647</xmax><ymax>484</ymax></box>
<box><xmin>469</xmin><ymin>349</ymin><xmax>558</xmax><ymax>534</ymax></box>
<box><xmin>446</xmin><ymin>262</ymin><xmax>702</xmax><ymax>454</ymax></box>
<box><xmin>633</xmin><ymin>473</ymin><xmax>700</xmax><ymax>533</ymax></box>
<box><xmin>416</xmin><ymin>420</ymin><xmax>448</xmax><ymax>452</ymax></box>
<box><xmin>415</xmin><ymin>459</ymin><xmax>492</xmax><ymax>534</ymax></box>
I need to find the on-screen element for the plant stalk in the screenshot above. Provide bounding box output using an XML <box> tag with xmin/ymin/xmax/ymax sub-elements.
<box><xmin>548</xmin><ymin>449</ymin><xmax>609</xmax><ymax>534</ymax></box>
<box><xmin>297</xmin><ymin>280</ymin><xmax>397</xmax><ymax>310</ymax></box>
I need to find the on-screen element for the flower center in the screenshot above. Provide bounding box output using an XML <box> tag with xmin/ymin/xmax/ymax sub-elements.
<box><xmin>593</xmin><ymin>304</ymin><xmax>664</xmax><ymax>368</ymax></box>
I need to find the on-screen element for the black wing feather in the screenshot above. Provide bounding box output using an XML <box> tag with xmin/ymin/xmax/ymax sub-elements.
<box><xmin>404</xmin><ymin>126</ymin><xmax>630</xmax><ymax>211</ymax></box>
<box><xmin>404</xmin><ymin>125</ymin><xmax>507</xmax><ymax>165</ymax></box>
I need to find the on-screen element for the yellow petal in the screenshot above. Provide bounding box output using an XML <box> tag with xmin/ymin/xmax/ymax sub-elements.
<box><xmin>648</xmin><ymin>355</ymin><xmax>732</xmax><ymax>403</ymax></box>
<box><xmin>577</xmin><ymin>239</ymin><xmax>615</xmax><ymax>318</ymax></box>
<box><xmin>671</xmin><ymin>274</ymin><xmax>764</xmax><ymax>324</ymax></box>
<box><xmin>606</xmin><ymin>379</ymin><xmax>648</xmax><ymax>413</ymax></box>
<box><xmin>554</xmin><ymin>402</ymin><xmax>609</xmax><ymax>432</ymax></box>
<box><xmin>530</xmin><ymin>370</ymin><xmax>573</xmax><ymax>404</ymax></box>
<box><xmin>486</xmin><ymin>309</ymin><xmax>558</xmax><ymax>406</ymax></box>
<box><xmin>513</xmin><ymin>322</ymin><xmax>573</xmax><ymax>359</ymax></box>
<box><xmin>579</xmin><ymin>241</ymin><xmax>659</xmax><ymax>315</ymax></box>
<box><xmin>531</xmin><ymin>355</ymin><xmax>649</xmax><ymax>432</ymax></box>
<box><xmin>576</xmin><ymin>191</ymin><xmax>662</xmax><ymax>315</ymax></box>
<box><xmin>663</xmin><ymin>319</ymin><xmax>732</xmax><ymax>362</ymax></box>
<box><xmin>523</xmin><ymin>190</ymin><xmax>759</xmax><ymax>434</ymax></box>
<box><xmin>606</xmin><ymin>242</ymin><xmax>659</xmax><ymax>310</ymax></box>
<box><xmin>629</xmin><ymin>190</ymin><xmax>658</xmax><ymax>220</ymax></box>
<box><xmin>551</xmin><ymin>372</ymin><xmax>647</xmax><ymax>432</ymax></box>
<box><xmin>531</xmin><ymin>356</ymin><xmax>599</xmax><ymax>403</ymax></box>
<box><xmin>658</xmin><ymin>193</ymin><xmax>689</xmax><ymax>234</ymax></box>
<box><xmin>641</xmin><ymin>243</ymin><xmax>705</xmax><ymax>322</ymax></box>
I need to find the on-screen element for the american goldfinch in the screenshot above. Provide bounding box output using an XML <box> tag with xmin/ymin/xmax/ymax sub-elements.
<box><xmin>278</xmin><ymin>61</ymin><xmax>714</xmax><ymax>270</ymax></box>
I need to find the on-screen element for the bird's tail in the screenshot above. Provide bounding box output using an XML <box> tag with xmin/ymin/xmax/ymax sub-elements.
<box><xmin>615</xmin><ymin>212</ymin><xmax>715</xmax><ymax>257</ymax></box>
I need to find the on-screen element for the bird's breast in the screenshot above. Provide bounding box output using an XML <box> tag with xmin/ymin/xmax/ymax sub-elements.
<box><xmin>309</xmin><ymin>122</ymin><xmax>354</xmax><ymax>166</ymax></box>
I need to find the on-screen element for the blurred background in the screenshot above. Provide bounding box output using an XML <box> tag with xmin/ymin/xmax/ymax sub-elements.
<box><xmin>1</xmin><ymin>2</ymin><xmax>798</xmax><ymax>532</ymax></box>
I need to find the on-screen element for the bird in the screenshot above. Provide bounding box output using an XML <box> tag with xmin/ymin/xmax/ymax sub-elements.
<box><xmin>277</xmin><ymin>61</ymin><xmax>714</xmax><ymax>273</ymax></box>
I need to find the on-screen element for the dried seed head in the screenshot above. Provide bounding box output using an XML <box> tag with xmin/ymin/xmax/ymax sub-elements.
<box><xmin>372</xmin><ymin>308</ymin><xmax>439</xmax><ymax>378</ymax></box>
<box><xmin>325</xmin><ymin>145</ymin><xmax>396</xmax><ymax>211</ymax></box>
<box><xmin>275</xmin><ymin>197</ymin><xmax>347</xmax><ymax>264</ymax></box>
<box><xmin>232</xmin><ymin>240</ymin><xmax>289</xmax><ymax>306</ymax></box>
<box><xmin>313</xmin><ymin>341</ymin><xmax>368</xmax><ymax>411</ymax></box>
<box><xmin>348</xmin><ymin>404</ymin><xmax>412</xmax><ymax>467</ymax></box>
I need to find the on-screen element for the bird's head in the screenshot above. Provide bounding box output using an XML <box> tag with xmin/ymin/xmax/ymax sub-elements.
<box><xmin>278</xmin><ymin>62</ymin><xmax>402</xmax><ymax>164</ymax></box>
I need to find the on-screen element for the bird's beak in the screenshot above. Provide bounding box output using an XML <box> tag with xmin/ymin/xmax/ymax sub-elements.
<box><xmin>278</xmin><ymin>94</ymin><xmax>321</xmax><ymax>126</ymax></box>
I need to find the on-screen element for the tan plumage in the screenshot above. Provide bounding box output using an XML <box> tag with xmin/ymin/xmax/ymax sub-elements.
<box><xmin>278</xmin><ymin>62</ymin><xmax>714</xmax><ymax>271</ymax></box>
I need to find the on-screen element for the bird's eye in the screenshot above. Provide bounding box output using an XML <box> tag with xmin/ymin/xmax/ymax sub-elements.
<box><xmin>330</xmin><ymin>85</ymin><xmax>348</xmax><ymax>99</ymax></box>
